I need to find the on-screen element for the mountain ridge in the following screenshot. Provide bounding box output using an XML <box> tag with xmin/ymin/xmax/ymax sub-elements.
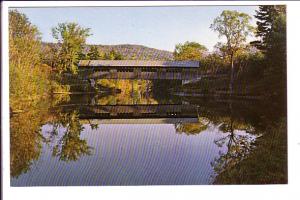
<box><xmin>42</xmin><ymin>42</ymin><xmax>174</xmax><ymax>61</ymax></box>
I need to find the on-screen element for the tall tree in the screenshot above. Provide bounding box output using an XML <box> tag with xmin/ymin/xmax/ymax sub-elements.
<box><xmin>52</xmin><ymin>23</ymin><xmax>91</xmax><ymax>74</ymax></box>
<box><xmin>9</xmin><ymin>10</ymin><xmax>51</xmax><ymax>109</ymax></box>
<box><xmin>252</xmin><ymin>5</ymin><xmax>286</xmax><ymax>99</ymax></box>
<box><xmin>210</xmin><ymin>10</ymin><xmax>254</xmax><ymax>94</ymax></box>
<box><xmin>252</xmin><ymin>5</ymin><xmax>286</xmax><ymax>53</ymax></box>
<box><xmin>9</xmin><ymin>10</ymin><xmax>41</xmax><ymax>68</ymax></box>
<box><xmin>174</xmin><ymin>41</ymin><xmax>207</xmax><ymax>61</ymax></box>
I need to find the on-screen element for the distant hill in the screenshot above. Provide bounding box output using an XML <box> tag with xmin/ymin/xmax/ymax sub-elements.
<box><xmin>42</xmin><ymin>42</ymin><xmax>174</xmax><ymax>61</ymax></box>
<box><xmin>87</xmin><ymin>44</ymin><xmax>174</xmax><ymax>60</ymax></box>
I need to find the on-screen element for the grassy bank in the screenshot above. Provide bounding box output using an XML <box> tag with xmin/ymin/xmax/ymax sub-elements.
<box><xmin>214</xmin><ymin>118</ymin><xmax>287</xmax><ymax>184</ymax></box>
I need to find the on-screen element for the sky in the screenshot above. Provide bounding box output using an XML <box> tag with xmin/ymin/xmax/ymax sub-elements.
<box><xmin>14</xmin><ymin>6</ymin><xmax>258</xmax><ymax>52</ymax></box>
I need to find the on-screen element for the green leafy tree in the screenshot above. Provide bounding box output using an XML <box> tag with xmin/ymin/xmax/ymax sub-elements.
<box><xmin>210</xmin><ymin>10</ymin><xmax>254</xmax><ymax>94</ymax></box>
<box><xmin>174</xmin><ymin>41</ymin><xmax>207</xmax><ymax>61</ymax></box>
<box><xmin>252</xmin><ymin>5</ymin><xmax>286</xmax><ymax>99</ymax></box>
<box><xmin>52</xmin><ymin>22</ymin><xmax>91</xmax><ymax>74</ymax></box>
<box><xmin>87</xmin><ymin>45</ymin><xmax>100</xmax><ymax>60</ymax></box>
<box><xmin>9</xmin><ymin>10</ymin><xmax>51</xmax><ymax>110</ymax></box>
<box><xmin>252</xmin><ymin>5</ymin><xmax>286</xmax><ymax>53</ymax></box>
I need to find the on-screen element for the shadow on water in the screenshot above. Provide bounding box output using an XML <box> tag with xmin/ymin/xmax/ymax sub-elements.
<box><xmin>10</xmin><ymin>84</ymin><xmax>286</xmax><ymax>185</ymax></box>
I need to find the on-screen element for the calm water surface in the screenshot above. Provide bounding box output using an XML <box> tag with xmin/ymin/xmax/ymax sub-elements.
<box><xmin>11</xmin><ymin>92</ymin><xmax>274</xmax><ymax>186</ymax></box>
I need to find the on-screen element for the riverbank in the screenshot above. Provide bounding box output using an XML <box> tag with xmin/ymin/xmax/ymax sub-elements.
<box><xmin>213</xmin><ymin>118</ymin><xmax>287</xmax><ymax>184</ymax></box>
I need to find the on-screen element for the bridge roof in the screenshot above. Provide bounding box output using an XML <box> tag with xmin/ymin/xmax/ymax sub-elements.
<box><xmin>79</xmin><ymin>60</ymin><xmax>200</xmax><ymax>68</ymax></box>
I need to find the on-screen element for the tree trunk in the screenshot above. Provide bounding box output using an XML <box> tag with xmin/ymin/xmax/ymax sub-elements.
<box><xmin>229</xmin><ymin>53</ymin><xmax>234</xmax><ymax>97</ymax></box>
<box><xmin>131</xmin><ymin>80</ymin><xmax>134</xmax><ymax>98</ymax></box>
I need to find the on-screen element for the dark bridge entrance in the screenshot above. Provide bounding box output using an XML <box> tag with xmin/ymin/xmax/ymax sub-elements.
<box><xmin>78</xmin><ymin>60</ymin><xmax>200</xmax><ymax>80</ymax></box>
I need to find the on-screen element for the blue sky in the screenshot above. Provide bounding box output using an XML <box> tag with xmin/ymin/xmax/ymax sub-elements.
<box><xmin>14</xmin><ymin>6</ymin><xmax>258</xmax><ymax>52</ymax></box>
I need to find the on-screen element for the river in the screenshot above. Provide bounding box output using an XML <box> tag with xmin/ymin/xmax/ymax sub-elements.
<box><xmin>10</xmin><ymin>85</ymin><xmax>286</xmax><ymax>186</ymax></box>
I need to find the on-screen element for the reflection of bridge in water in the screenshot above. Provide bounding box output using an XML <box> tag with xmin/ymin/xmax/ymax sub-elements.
<box><xmin>83</xmin><ymin>118</ymin><xmax>200</xmax><ymax>124</ymax></box>
<box><xmin>59</xmin><ymin>104</ymin><xmax>199</xmax><ymax>119</ymax></box>
<box><xmin>78</xmin><ymin>60</ymin><xmax>200</xmax><ymax>80</ymax></box>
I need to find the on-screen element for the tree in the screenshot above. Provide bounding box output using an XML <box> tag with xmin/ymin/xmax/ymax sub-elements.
<box><xmin>87</xmin><ymin>45</ymin><xmax>100</xmax><ymax>60</ymax></box>
<box><xmin>52</xmin><ymin>22</ymin><xmax>91</xmax><ymax>74</ymax></box>
<box><xmin>214</xmin><ymin>42</ymin><xmax>229</xmax><ymax>60</ymax></box>
<box><xmin>210</xmin><ymin>10</ymin><xmax>254</xmax><ymax>94</ymax></box>
<box><xmin>202</xmin><ymin>51</ymin><xmax>228</xmax><ymax>74</ymax></box>
<box><xmin>253</xmin><ymin>5</ymin><xmax>286</xmax><ymax>71</ymax></box>
<box><xmin>252</xmin><ymin>5</ymin><xmax>286</xmax><ymax>53</ymax></box>
<box><xmin>252</xmin><ymin>6</ymin><xmax>286</xmax><ymax>99</ymax></box>
<box><xmin>78</xmin><ymin>51</ymin><xmax>88</xmax><ymax>60</ymax></box>
<box><xmin>174</xmin><ymin>41</ymin><xmax>207</xmax><ymax>61</ymax></box>
<box><xmin>41</xmin><ymin>43</ymin><xmax>58</xmax><ymax>68</ymax></box>
<box><xmin>9</xmin><ymin>10</ymin><xmax>51</xmax><ymax>109</ymax></box>
<box><xmin>104</xmin><ymin>50</ymin><xmax>123</xmax><ymax>60</ymax></box>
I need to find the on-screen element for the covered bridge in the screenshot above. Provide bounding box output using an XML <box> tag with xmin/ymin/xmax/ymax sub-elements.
<box><xmin>78</xmin><ymin>60</ymin><xmax>201</xmax><ymax>80</ymax></box>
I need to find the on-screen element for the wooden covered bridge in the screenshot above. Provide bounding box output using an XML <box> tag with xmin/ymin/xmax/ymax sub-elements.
<box><xmin>78</xmin><ymin>60</ymin><xmax>200</xmax><ymax>80</ymax></box>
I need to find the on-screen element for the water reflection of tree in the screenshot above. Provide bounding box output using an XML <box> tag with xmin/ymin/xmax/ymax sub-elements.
<box><xmin>94</xmin><ymin>79</ymin><xmax>183</xmax><ymax>105</ymax></box>
<box><xmin>211</xmin><ymin>117</ymin><xmax>256</xmax><ymax>176</ymax></box>
<box><xmin>10</xmin><ymin>92</ymin><xmax>74</xmax><ymax>178</ymax></box>
<box><xmin>10</xmin><ymin>105</ymin><xmax>48</xmax><ymax>178</ymax></box>
<box><xmin>87</xmin><ymin>119</ymin><xmax>99</xmax><ymax>130</ymax></box>
<box><xmin>175</xmin><ymin>118</ymin><xmax>210</xmax><ymax>135</ymax></box>
<box><xmin>48</xmin><ymin>111</ymin><xmax>93</xmax><ymax>162</ymax></box>
<box><xmin>175</xmin><ymin>122</ymin><xmax>208</xmax><ymax>135</ymax></box>
<box><xmin>97</xmin><ymin>90</ymin><xmax>158</xmax><ymax>105</ymax></box>
<box><xmin>11</xmin><ymin>100</ymin><xmax>94</xmax><ymax>178</ymax></box>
